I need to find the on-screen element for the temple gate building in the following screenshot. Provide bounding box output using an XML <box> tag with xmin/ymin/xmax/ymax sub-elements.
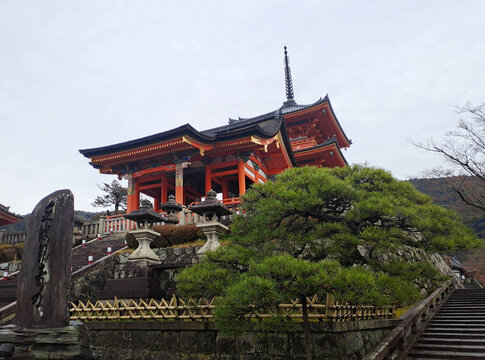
<box><xmin>80</xmin><ymin>48</ymin><xmax>351</xmax><ymax>216</ymax></box>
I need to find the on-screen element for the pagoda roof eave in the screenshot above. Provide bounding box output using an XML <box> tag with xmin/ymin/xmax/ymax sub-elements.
<box><xmin>227</xmin><ymin>95</ymin><xmax>352</xmax><ymax>148</ymax></box>
<box><xmin>324</xmin><ymin>97</ymin><xmax>352</xmax><ymax>148</ymax></box>
<box><xmin>280</xmin><ymin>121</ymin><xmax>298</xmax><ymax>167</ymax></box>
<box><xmin>0</xmin><ymin>203</ymin><xmax>23</xmax><ymax>226</ymax></box>
<box><xmin>79</xmin><ymin>124</ymin><xmax>215</xmax><ymax>159</ymax></box>
<box><xmin>293</xmin><ymin>138</ymin><xmax>348</xmax><ymax>166</ymax></box>
<box><xmin>79</xmin><ymin>115</ymin><xmax>289</xmax><ymax>159</ymax></box>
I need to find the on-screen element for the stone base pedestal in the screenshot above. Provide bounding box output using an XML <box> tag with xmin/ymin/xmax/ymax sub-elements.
<box><xmin>196</xmin><ymin>222</ymin><xmax>229</xmax><ymax>254</ymax></box>
<box><xmin>0</xmin><ymin>322</ymin><xmax>94</xmax><ymax>359</ymax></box>
<box><xmin>99</xmin><ymin>262</ymin><xmax>165</xmax><ymax>299</ymax></box>
<box><xmin>128</xmin><ymin>229</ymin><xmax>161</xmax><ymax>264</ymax></box>
<box><xmin>98</xmin><ymin>277</ymin><xmax>164</xmax><ymax>299</ymax></box>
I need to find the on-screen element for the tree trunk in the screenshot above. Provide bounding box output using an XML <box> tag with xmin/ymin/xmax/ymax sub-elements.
<box><xmin>301</xmin><ymin>296</ymin><xmax>313</xmax><ymax>360</ymax></box>
<box><xmin>115</xmin><ymin>203</ymin><xmax>119</xmax><ymax>212</ymax></box>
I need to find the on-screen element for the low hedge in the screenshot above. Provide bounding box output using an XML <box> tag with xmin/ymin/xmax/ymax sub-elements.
<box><xmin>125</xmin><ymin>225</ymin><xmax>204</xmax><ymax>249</ymax></box>
<box><xmin>0</xmin><ymin>243</ymin><xmax>24</xmax><ymax>262</ymax></box>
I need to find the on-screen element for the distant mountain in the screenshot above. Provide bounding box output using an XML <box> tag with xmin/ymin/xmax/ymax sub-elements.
<box><xmin>409</xmin><ymin>177</ymin><xmax>485</xmax><ymax>238</ymax></box>
<box><xmin>409</xmin><ymin>177</ymin><xmax>485</xmax><ymax>285</ymax></box>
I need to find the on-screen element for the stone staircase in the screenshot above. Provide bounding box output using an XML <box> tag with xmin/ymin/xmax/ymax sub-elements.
<box><xmin>70</xmin><ymin>232</ymin><xmax>126</xmax><ymax>272</ymax></box>
<box><xmin>0</xmin><ymin>233</ymin><xmax>127</xmax><ymax>311</ymax></box>
<box><xmin>0</xmin><ymin>275</ymin><xmax>17</xmax><ymax>308</ymax></box>
<box><xmin>406</xmin><ymin>289</ymin><xmax>485</xmax><ymax>359</ymax></box>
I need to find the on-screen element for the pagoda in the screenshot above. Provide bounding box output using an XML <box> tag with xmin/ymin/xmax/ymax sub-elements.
<box><xmin>80</xmin><ymin>47</ymin><xmax>351</xmax><ymax>213</ymax></box>
<box><xmin>0</xmin><ymin>203</ymin><xmax>22</xmax><ymax>226</ymax></box>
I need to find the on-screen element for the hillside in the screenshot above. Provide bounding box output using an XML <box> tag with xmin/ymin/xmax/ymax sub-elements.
<box><xmin>409</xmin><ymin>177</ymin><xmax>485</xmax><ymax>285</ymax></box>
<box><xmin>409</xmin><ymin>177</ymin><xmax>485</xmax><ymax>238</ymax></box>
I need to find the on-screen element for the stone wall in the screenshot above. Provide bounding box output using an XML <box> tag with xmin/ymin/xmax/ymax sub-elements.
<box><xmin>153</xmin><ymin>246</ymin><xmax>202</xmax><ymax>265</ymax></box>
<box><xmin>87</xmin><ymin>319</ymin><xmax>399</xmax><ymax>360</ymax></box>
<box><xmin>69</xmin><ymin>256</ymin><xmax>117</xmax><ymax>303</ymax></box>
<box><xmin>116</xmin><ymin>246</ymin><xmax>201</xmax><ymax>267</ymax></box>
<box><xmin>69</xmin><ymin>246</ymin><xmax>201</xmax><ymax>303</ymax></box>
<box><xmin>357</xmin><ymin>244</ymin><xmax>457</xmax><ymax>295</ymax></box>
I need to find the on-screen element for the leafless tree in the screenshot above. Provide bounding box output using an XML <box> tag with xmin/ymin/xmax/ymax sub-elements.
<box><xmin>415</xmin><ymin>102</ymin><xmax>485</xmax><ymax>212</ymax></box>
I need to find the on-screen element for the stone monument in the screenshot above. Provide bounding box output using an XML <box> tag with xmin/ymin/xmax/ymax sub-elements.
<box><xmin>17</xmin><ymin>189</ymin><xmax>74</xmax><ymax>328</ymax></box>
<box><xmin>0</xmin><ymin>190</ymin><xmax>94</xmax><ymax>359</ymax></box>
<box><xmin>189</xmin><ymin>190</ymin><xmax>232</xmax><ymax>254</ymax></box>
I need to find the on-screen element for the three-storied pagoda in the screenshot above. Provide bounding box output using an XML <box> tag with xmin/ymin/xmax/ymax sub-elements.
<box><xmin>80</xmin><ymin>48</ymin><xmax>351</xmax><ymax>213</ymax></box>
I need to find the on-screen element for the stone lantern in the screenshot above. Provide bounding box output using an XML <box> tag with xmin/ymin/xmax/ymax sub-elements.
<box><xmin>123</xmin><ymin>209</ymin><xmax>166</xmax><ymax>265</ymax></box>
<box><xmin>160</xmin><ymin>194</ymin><xmax>182</xmax><ymax>224</ymax></box>
<box><xmin>189</xmin><ymin>190</ymin><xmax>232</xmax><ymax>254</ymax></box>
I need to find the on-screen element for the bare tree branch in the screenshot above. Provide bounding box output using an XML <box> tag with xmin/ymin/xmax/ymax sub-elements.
<box><xmin>413</xmin><ymin>102</ymin><xmax>485</xmax><ymax>213</ymax></box>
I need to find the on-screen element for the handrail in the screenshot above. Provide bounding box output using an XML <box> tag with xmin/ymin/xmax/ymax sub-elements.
<box><xmin>363</xmin><ymin>280</ymin><xmax>454</xmax><ymax>360</ymax></box>
<box><xmin>71</xmin><ymin>246</ymin><xmax>128</xmax><ymax>281</ymax></box>
<box><xmin>0</xmin><ymin>301</ymin><xmax>16</xmax><ymax>322</ymax></box>
<box><xmin>105</xmin><ymin>214</ymin><xmax>125</xmax><ymax>220</ymax></box>
<box><xmin>0</xmin><ymin>246</ymin><xmax>128</xmax><ymax>322</ymax></box>
<box><xmin>222</xmin><ymin>197</ymin><xmax>241</xmax><ymax>205</ymax></box>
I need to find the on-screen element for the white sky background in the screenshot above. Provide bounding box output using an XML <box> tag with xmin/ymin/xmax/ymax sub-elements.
<box><xmin>1</xmin><ymin>1</ymin><xmax>485</xmax><ymax>214</ymax></box>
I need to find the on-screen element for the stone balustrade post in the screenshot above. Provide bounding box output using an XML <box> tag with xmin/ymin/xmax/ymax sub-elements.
<box><xmin>99</xmin><ymin>215</ymin><xmax>106</xmax><ymax>235</ymax></box>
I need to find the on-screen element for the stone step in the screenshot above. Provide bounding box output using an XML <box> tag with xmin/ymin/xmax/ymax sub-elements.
<box><xmin>433</xmin><ymin>315</ymin><xmax>485</xmax><ymax>319</ymax></box>
<box><xmin>438</xmin><ymin>308</ymin><xmax>485</xmax><ymax>314</ymax></box>
<box><xmin>441</xmin><ymin>301</ymin><xmax>485</xmax><ymax>303</ymax></box>
<box><xmin>406</xmin><ymin>349</ymin><xmax>485</xmax><ymax>359</ymax></box>
<box><xmin>440</xmin><ymin>306</ymin><xmax>485</xmax><ymax>310</ymax></box>
<box><xmin>425</xmin><ymin>327</ymin><xmax>485</xmax><ymax>334</ymax></box>
<box><xmin>428</xmin><ymin>323</ymin><xmax>485</xmax><ymax>329</ymax></box>
<box><xmin>444</xmin><ymin>301</ymin><xmax>485</xmax><ymax>304</ymax></box>
<box><xmin>422</xmin><ymin>332</ymin><xmax>485</xmax><ymax>340</ymax></box>
<box><xmin>438</xmin><ymin>309</ymin><xmax>485</xmax><ymax>312</ymax></box>
<box><xmin>419</xmin><ymin>337</ymin><xmax>485</xmax><ymax>346</ymax></box>
<box><xmin>430</xmin><ymin>319</ymin><xmax>485</xmax><ymax>324</ymax></box>
<box><xmin>414</xmin><ymin>343</ymin><xmax>485</xmax><ymax>353</ymax></box>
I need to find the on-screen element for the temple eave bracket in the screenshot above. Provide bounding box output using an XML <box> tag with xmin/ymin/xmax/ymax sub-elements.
<box><xmin>182</xmin><ymin>136</ymin><xmax>214</xmax><ymax>156</ymax></box>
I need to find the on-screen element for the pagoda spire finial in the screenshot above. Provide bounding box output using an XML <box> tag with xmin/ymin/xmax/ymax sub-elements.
<box><xmin>284</xmin><ymin>46</ymin><xmax>295</xmax><ymax>101</ymax></box>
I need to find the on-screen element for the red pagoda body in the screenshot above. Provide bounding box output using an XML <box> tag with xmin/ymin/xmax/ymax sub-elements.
<box><xmin>80</xmin><ymin>48</ymin><xmax>351</xmax><ymax>213</ymax></box>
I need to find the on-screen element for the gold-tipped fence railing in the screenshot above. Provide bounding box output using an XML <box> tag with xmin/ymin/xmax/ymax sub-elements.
<box><xmin>70</xmin><ymin>295</ymin><xmax>394</xmax><ymax>322</ymax></box>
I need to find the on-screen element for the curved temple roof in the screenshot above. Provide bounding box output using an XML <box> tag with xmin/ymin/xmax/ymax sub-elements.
<box><xmin>80</xmin><ymin>113</ymin><xmax>298</xmax><ymax>169</ymax></box>
<box><xmin>229</xmin><ymin>95</ymin><xmax>351</xmax><ymax>148</ymax></box>
<box><xmin>80</xmin><ymin>47</ymin><xmax>350</xmax><ymax>172</ymax></box>
<box><xmin>80</xmin><ymin>116</ymin><xmax>286</xmax><ymax>159</ymax></box>
<box><xmin>0</xmin><ymin>203</ymin><xmax>23</xmax><ymax>226</ymax></box>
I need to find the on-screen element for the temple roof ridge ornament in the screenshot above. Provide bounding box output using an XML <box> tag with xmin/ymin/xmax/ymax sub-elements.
<box><xmin>283</xmin><ymin>46</ymin><xmax>296</xmax><ymax>108</ymax></box>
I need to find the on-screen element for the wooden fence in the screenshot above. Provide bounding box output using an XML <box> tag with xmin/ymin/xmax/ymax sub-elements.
<box><xmin>70</xmin><ymin>294</ymin><xmax>394</xmax><ymax>322</ymax></box>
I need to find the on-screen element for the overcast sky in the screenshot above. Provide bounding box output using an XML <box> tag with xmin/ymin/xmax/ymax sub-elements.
<box><xmin>1</xmin><ymin>1</ymin><xmax>485</xmax><ymax>214</ymax></box>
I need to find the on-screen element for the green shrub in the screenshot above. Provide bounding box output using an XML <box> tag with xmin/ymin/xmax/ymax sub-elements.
<box><xmin>0</xmin><ymin>243</ymin><xmax>23</xmax><ymax>262</ymax></box>
<box><xmin>125</xmin><ymin>225</ymin><xmax>204</xmax><ymax>249</ymax></box>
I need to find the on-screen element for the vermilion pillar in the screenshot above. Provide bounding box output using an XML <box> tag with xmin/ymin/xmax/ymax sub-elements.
<box><xmin>154</xmin><ymin>195</ymin><xmax>160</xmax><ymax>212</ymax></box>
<box><xmin>238</xmin><ymin>159</ymin><xmax>246</xmax><ymax>196</ymax></box>
<box><xmin>161</xmin><ymin>173</ymin><xmax>168</xmax><ymax>203</ymax></box>
<box><xmin>222</xmin><ymin>179</ymin><xmax>229</xmax><ymax>199</ymax></box>
<box><xmin>127</xmin><ymin>173</ymin><xmax>135</xmax><ymax>213</ymax></box>
<box><xmin>175</xmin><ymin>162</ymin><xmax>184</xmax><ymax>205</ymax></box>
<box><xmin>205</xmin><ymin>165</ymin><xmax>212</xmax><ymax>195</ymax></box>
<box><xmin>134</xmin><ymin>180</ymin><xmax>140</xmax><ymax>210</ymax></box>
